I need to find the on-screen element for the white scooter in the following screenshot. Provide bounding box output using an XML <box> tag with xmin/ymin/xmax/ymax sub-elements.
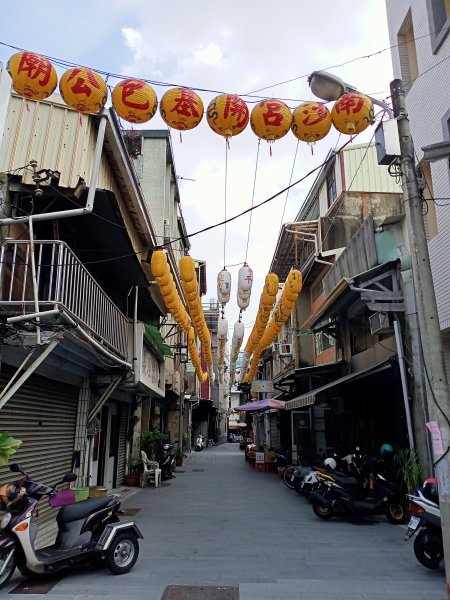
<box><xmin>0</xmin><ymin>463</ymin><xmax>142</xmax><ymax>588</ymax></box>
<box><xmin>194</xmin><ymin>434</ymin><xmax>205</xmax><ymax>451</ymax></box>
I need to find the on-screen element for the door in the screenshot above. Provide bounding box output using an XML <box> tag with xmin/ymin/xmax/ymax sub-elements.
<box><xmin>291</xmin><ymin>410</ymin><xmax>312</xmax><ymax>464</ymax></box>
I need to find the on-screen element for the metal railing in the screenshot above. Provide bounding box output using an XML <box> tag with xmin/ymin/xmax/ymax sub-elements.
<box><xmin>0</xmin><ymin>240</ymin><xmax>128</xmax><ymax>358</ymax></box>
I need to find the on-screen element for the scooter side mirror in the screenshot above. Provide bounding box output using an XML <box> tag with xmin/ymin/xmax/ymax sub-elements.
<box><xmin>9</xmin><ymin>463</ymin><xmax>24</xmax><ymax>473</ymax></box>
<box><xmin>62</xmin><ymin>473</ymin><xmax>77</xmax><ymax>483</ymax></box>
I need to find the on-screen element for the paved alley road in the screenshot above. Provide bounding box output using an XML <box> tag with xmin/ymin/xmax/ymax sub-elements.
<box><xmin>2</xmin><ymin>443</ymin><xmax>446</xmax><ymax>599</ymax></box>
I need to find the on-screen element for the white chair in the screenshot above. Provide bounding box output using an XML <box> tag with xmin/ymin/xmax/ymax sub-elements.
<box><xmin>140</xmin><ymin>450</ymin><xmax>161</xmax><ymax>488</ymax></box>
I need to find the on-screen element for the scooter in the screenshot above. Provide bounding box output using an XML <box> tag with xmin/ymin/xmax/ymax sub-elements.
<box><xmin>404</xmin><ymin>478</ymin><xmax>443</xmax><ymax>570</ymax></box>
<box><xmin>0</xmin><ymin>463</ymin><xmax>143</xmax><ymax>588</ymax></box>
<box><xmin>194</xmin><ymin>434</ymin><xmax>205</xmax><ymax>452</ymax></box>
<box><xmin>158</xmin><ymin>442</ymin><xmax>176</xmax><ymax>479</ymax></box>
<box><xmin>309</xmin><ymin>455</ymin><xmax>406</xmax><ymax>524</ymax></box>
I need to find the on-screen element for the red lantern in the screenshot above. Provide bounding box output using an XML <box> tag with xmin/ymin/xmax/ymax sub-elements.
<box><xmin>206</xmin><ymin>94</ymin><xmax>249</xmax><ymax>138</ymax></box>
<box><xmin>112</xmin><ymin>79</ymin><xmax>158</xmax><ymax>124</ymax></box>
<box><xmin>291</xmin><ymin>102</ymin><xmax>332</xmax><ymax>144</ymax></box>
<box><xmin>59</xmin><ymin>67</ymin><xmax>107</xmax><ymax>114</ymax></box>
<box><xmin>160</xmin><ymin>88</ymin><xmax>204</xmax><ymax>130</ymax></box>
<box><xmin>250</xmin><ymin>100</ymin><xmax>292</xmax><ymax>141</ymax></box>
<box><xmin>7</xmin><ymin>51</ymin><xmax>58</xmax><ymax>101</ymax></box>
<box><xmin>331</xmin><ymin>93</ymin><xmax>374</xmax><ymax>135</ymax></box>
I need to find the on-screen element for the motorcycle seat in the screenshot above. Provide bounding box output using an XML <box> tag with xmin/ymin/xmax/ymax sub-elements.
<box><xmin>324</xmin><ymin>471</ymin><xmax>359</xmax><ymax>488</ymax></box>
<box><xmin>57</xmin><ymin>495</ymin><xmax>118</xmax><ymax>524</ymax></box>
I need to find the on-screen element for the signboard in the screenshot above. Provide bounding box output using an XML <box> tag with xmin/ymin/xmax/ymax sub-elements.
<box><xmin>255</xmin><ymin>452</ymin><xmax>265</xmax><ymax>463</ymax></box>
<box><xmin>251</xmin><ymin>380</ymin><xmax>274</xmax><ymax>393</ymax></box>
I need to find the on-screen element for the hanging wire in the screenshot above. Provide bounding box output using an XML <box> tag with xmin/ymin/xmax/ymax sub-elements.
<box><xmin>244</xmin><ymin>138</ymin><xmax>261</xmax><ymax>263</ymax></box>
<box><xmin>280</xmin><ymin>139</ymin><xmax>300</xmax><ymax>228</ymax></box>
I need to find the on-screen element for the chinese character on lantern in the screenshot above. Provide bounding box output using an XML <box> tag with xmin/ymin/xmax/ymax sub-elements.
<box><xmin>112</xmin><ymin>79</ymin><xmax>158</xmax><ymax>123</ymax></box>
<box><xmin>7</xmin><ymin>51</ymin><xmax>58</xmax><ymax>101</ymax></box>
<box><xmin>160</xmin><ymin>87</ymin><xmax>204</xmax><ymax>130</ymax></box>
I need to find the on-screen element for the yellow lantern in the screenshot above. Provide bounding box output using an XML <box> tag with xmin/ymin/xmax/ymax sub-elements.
<box><xmin>160</xmin><ymin>87</ymin><xmax>204</xmax><ymax>130</ymax></box>
<box><xmin>207</xmin><ymin>94</ymin><xmax>249</xmax><ymax>138</ymax></box>
<box><xmin>291</xmin><ymin>102</ymin><xmax>332</xmax><ymax>144</ymax></box>
<box><xmin>250</xmin><ymin>100</ymin><xmax>292</xmax><ymax>141</ymax></box>
<box><xmin>112</xmin><ymin>79</ymin><xmax>157</xmax><ymax>124</ymax></box>
<box><xmin>7</xmin><ymin>51</ymin><xmax>58</xmax><ymax>101</ymax></box>
<box><xmin>59</xmin><ymin>67</ymin><xmax>107</xmax><ymax>114</ymax></box>
<box><xmin>331</xmin><ymin>93</ymin><xmax>374</xmax><ymax>135</ymax></box>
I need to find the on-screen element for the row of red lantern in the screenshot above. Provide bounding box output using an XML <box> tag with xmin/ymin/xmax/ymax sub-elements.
<box><xmin>7</xmin><ymin>51</ymin><xmax>375</xmax><ymax>143</ymax></box>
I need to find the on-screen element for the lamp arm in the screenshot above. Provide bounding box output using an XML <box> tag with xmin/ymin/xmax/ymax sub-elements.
<box><xmin>367</xmin><ymin>95</ymin><xmax>394</xmax><ymax>118</ymax></box>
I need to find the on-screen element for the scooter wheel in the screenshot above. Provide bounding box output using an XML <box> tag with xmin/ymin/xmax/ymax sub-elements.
<box><xmin>0</xmin><ymin>547</ymin><xmax>17</xmax><ymax>587</ymax></box>
<box><xmin>413</xmin><ymin>530</ymin><xmax>444</xmax><ymax>570</ymax></box>
<box><xmin>312</xmin><ymin>502</ymin><xmax>333</xmax><ymax>520</ymax></box>
<box><xmin>105</xmin><ymin>532</ymin><xmax>139</xmax><ymax>574</ymax></box>
<box><xmin>386</xmin><ymin>500</ymin><xmax>406</xmax><ymax>524</ymax></box>
<box><xmin>283</xmin><ymin>465</ymin><xmax>297</xmax><ymax>489</ymax></box>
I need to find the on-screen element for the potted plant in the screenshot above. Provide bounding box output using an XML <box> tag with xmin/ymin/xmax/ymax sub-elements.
<box><xmin>139</xmin><ymin>429</ymin><xmax>167</xmax><ymax>461</ymax></box>
<box><xmin>123</xmin><ymin>455</ymin><xmax>141</xmax><ymax>487</ymax></box>
<box><xmin>393</xmin><ymin>448</ymin><xmax>423</xmax><ymax>493</ymax></box>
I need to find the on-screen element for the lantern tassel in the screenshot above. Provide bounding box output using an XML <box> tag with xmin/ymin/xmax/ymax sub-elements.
<box><xmin>180</xmin><ymin>131</ymin><xmax>183</xmax><ymax>143</ymax></box>
<box><xmin>226</xmin><ymin>137</ymin><xmax>230</xmax><ymax>150</ymax></box>
<box><xmin>79</xmin><ymin>114</ymin><xmax>83</xmax><ymax>127</ymax></box>
<box><xmin>25</xmin><ymin>100</ymin><xmax>30</xmax><ymax>112</ymax></box>
<box><xmin>269</xmin><ymin>144</ymin><xmax>272</xmax><ymax>158</ymax></box>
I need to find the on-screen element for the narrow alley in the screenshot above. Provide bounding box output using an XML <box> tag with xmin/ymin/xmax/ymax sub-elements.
<box><xmin>3</xmin><ymin>444</ymin><xmax>445</xmax><ymax>600</ymax></box>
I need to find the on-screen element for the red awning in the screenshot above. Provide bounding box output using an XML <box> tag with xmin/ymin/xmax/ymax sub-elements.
<box><xmin>233</xmin><ymin>398</ymin><xmax>286</xmax><ymax>412</ymax></box>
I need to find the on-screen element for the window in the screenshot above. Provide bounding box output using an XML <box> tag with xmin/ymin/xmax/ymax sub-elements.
<box><xmin>397</xmin><ymin>10</ymin><xmax>418</xmax><ymax>93</ymax></box>
<box><xmin>427</xmin><ymin>0</ymin><xmax>450</xmax><ymax>53</ymax></box>
<box><xmin>326</xmin><ymin>169</ymin><xmax>337</xmax><ymax>208</ymax></box>
<box><xmin>315</xmin><ymin>331</ymin><xmax>335</xmax><ymax>355</ymax></box>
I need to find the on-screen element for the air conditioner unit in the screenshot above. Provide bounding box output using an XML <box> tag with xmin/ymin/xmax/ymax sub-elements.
<box><xmin>369</xmin><ymin>312</ymin><xmax>392</xmax><ymax>335</ymax></box>
<box><xmin>279</xmin><ymin>343</ymin><xmax>292</xmax><ymax>356</ymax></box>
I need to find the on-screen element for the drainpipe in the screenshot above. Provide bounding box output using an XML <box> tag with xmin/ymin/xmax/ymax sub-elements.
<box><xmin>28</xmin><ymin>216</ymin><xmax>40</xmax><ymax>345</ymax></box>
<box><xmin>393</xmin><ymin>317</ymin><xmax>415</xmax><ymax>451</ymax></box>
<box><xmin>134</xmin><ymin>286</ymin><xmax>139</xmax><ymax>384</ymax></box>
<box><xmin>0</xmin><ymin>113</ymin><xmax>108</xmax><ymax>226</ymax></box>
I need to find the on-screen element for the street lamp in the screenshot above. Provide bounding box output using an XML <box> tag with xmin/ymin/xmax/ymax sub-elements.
<box><xmin>309</xmin><ymin>70</ymin><xmax>450</xmax><ymax>590</ymax></box>
<box><xmin>308</xmin><ymin>70</ymin><xmax>394</xmax><ymax>117</ymax></box>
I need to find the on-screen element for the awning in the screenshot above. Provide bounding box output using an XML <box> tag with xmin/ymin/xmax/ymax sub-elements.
<box><xmin>285</xmin><ymin>360</ymin><xmax>393</xmax><ymax>410</ymax></box>
<box><xmin>228</xmin><ymin>422</ymin><xmax>248</xmax><ymax>429</ymax></box>
<box><xmin>233</xmin><ymin>398</ymin><xmax>286</xmax><ymax>412</ymax></box>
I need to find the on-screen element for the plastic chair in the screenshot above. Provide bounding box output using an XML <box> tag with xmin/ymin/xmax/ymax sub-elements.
<box><xmin>140</xmin><ymin>450</ymin><xmax>161</xmax><ymax>488</ymax></box>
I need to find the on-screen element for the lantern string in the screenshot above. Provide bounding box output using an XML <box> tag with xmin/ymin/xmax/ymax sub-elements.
<box><xmin>244</xmin><ymin>139</ymin><xmax>261</xmax><ymax>264</ymax></box>
<box><xmin>279</xmin><ymin>139</ymin><xmax>300</xmax><ymax>229</ymax></box>
<box><xmin>223</xmin><ymin>138</ymin><xmax>229</xmax><ymax>269</ymax></box>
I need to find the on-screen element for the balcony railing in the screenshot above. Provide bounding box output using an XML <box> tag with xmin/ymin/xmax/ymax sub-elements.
<box><xmin>0</xmin><ymin>240</ymin><xmax>128</xmax><ymax>358</ymax></box>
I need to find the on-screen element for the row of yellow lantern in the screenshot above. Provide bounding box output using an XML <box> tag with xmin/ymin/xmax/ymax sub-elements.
<box><xmin>151</xmin><ymin>250</ymin><xmax>191</xmax><ymax>334</ymax></box>
<box><xmin>187</xmin><ymin>326</ymin><xmax>208</xmax><ymax>384</ymax></box>
<box><xmin>243</xmin><ymin>269</ymin><xmax>303</xmax><ymax>384</ymax></box>
<box><xmin>7</xmin><ymin>50</ymin><xmax>375</xmax><ymax>143</ymax></box>
<box><xmin>229</xmin><ymin>321</ymin><xmax>245</xmax><ymax>384</ymax></box>
<box><xmin>151</xmin><ymin>250</ymin><xmax>211</xmax><ymax>384</ymax></box>
<box><xmin>179</xmin><ymin>255</ymin><xmax>214</xmax><ymax>383</ymax></box>
<box><xmin>240</xmin><ymin>273</ymin><xmax>279</xmax><ymax>382</ymax></box>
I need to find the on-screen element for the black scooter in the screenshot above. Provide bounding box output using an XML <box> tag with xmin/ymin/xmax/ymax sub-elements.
<box><xmin>309</xmin><ymin>456</ymin><xmax>406</xmax><ymax>524</ymax></box>
<box><xmin>0</xmin><ymin>463</ymin><xmax>142</xmax><ymax>588</ymax></box>
<box><xmin>158</xmin><ymin>442</ymin><xmax>176</xmax><ymax>480</ymax></box>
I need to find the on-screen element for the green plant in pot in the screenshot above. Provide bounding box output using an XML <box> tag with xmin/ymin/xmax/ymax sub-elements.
<box><xmin>123</xmin><ymin>455</ymin><xmax>141</xmax><ymax>487</ymax></box>
<box><xmin>393</xmin><ymin>448</ymin><xmax>423</xmax><ymax>493</ymax></box>
<box><xmin>140</xmin><ymin>429</ymin><xmax>167</xmax><ymax>461</ymax></box>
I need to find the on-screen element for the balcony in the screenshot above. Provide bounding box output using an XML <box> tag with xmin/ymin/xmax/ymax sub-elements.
<box><xmin>0</xmin><ymin>240</ymin><xmax>128</xmax><ymax>359</ymax></box>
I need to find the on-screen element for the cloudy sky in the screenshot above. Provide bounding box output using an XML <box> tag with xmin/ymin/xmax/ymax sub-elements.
<box><xmin>0</xmin><ymin>0</ymin><xmax>394</xmax><ymax>339</ymax></box>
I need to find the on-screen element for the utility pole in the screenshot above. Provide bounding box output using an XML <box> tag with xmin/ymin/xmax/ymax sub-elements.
<box><xmin>390</xmin><ymin>79</ymin><xmax>450</xmax><ymax>590</ymax></box>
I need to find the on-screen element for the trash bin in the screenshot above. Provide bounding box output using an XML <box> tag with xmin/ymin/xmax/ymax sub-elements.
<box><xmin>89</xmin><ymin>486</ymin><xmax>108</xmax><ymax>498</ymax></box>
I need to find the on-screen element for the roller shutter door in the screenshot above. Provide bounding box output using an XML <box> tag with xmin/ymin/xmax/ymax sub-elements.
<box><xmin>0</xmin><ymin>364</ymin><xmax>78</xmax><ymax>546</ymax></box>
<box><xmin>116</xmin><ymin>403</ymin><xmax>129</xmax><ymax>486</ymax></box>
